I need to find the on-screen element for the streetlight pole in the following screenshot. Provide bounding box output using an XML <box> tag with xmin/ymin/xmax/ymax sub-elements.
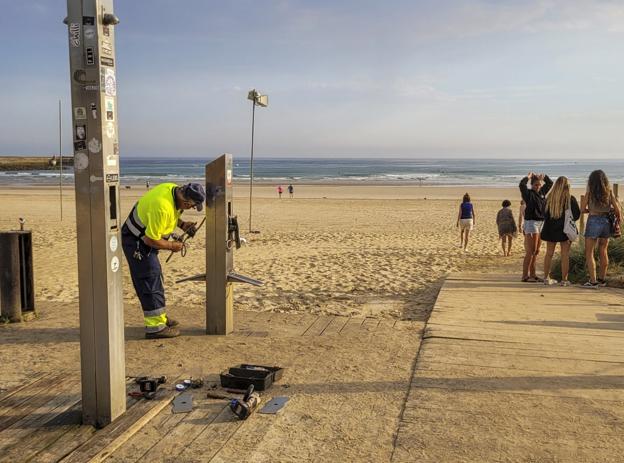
<box><xmin>59</xmin><ymin>99</ymin><xmax>63</xmax><ymax>221</ymax></box>
<box><xmin>247</xmin><ymin>89</ymin><xmax>268</xmax><ymax>234</ymax></box>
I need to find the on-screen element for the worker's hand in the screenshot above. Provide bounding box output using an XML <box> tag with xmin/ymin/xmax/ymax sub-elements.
<box><xmin>169</xmin><ymin>241</ymin><xmax>184</xmax><ymax>253</ymax></box>
<box><xmin>181</xmin><ymin>221</ymin><xmax>198</xmax><ymax>237</ymax></box>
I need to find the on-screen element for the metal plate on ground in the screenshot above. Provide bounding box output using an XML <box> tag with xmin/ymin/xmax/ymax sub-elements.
<box><xmin>172</xmin><ymin>392</ymin><xmax>193</xmax><ymax>413</ymax></box>
<box><xmin>259</xmin><ymin>396</ymin><xmax>289</xmax><ymax>414</ymax></box>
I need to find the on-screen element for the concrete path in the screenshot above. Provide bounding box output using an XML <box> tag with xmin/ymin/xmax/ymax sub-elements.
<box><xmin>393</xmin><ymin>273</ymin><xmax>624</xmax><ymax>463</ymax></box>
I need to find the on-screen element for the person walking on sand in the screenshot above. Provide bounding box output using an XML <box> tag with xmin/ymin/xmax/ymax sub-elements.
<box><xmin>519</xmin><ymin>172</ymin><xmax>553</xmax><ymax>282</ymax></box>
<box><xmin>581</xmin><ymin>170</ymin><xmax>622</xmax><ymax>287</ymax></box>
<box><xmin>540</xmin><ymin>176</ymin><xmax>580</xmax><ymax>286</ymax></box>
<box><xmin>496</xmin><ymin>200</ymin><xmax>517</xmax><ymax>256</ymax></box>
<box><xmin>456</xmin><ymin>193</ymin><xmax>475</xmax><ymax>251</ymax></box>
<box><xmin>288</xmin><ymin>184</ymin><xmax>294</xmax><ymax>198</ymax></box>
<box><xmin>277</xmin><ymin>185</ymin><xmax>283</xmax><ymax>198</ymax></box>
<box><xmin>121</xmin><ymin>182</ymin><xmax>205</xmax><ymax>339</ymax></box>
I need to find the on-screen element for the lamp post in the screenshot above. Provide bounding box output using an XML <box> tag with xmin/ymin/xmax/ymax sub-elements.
<box><xmin>247</xmin><ymin>89</ymin><xmax>268</xmax><ymax>234</ymax></box>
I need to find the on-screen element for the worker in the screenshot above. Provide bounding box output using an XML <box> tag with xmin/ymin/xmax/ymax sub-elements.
<box><xmin>121</xmin><ymin>182</ymin><xmax>206</xmax><ymax>339</ymax></box>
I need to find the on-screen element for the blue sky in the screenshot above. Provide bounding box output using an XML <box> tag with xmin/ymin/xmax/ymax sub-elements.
<box><xmin>1</xmin><ymin>0</ymin><xmax>623</xmax><ymax>158</ymax></box>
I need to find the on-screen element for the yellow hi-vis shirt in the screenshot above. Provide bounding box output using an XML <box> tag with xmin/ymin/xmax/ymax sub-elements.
<box><xmin>136</xmin><ymin>183</ymin><xmax>182</xmax><ymax>240</ymax></box>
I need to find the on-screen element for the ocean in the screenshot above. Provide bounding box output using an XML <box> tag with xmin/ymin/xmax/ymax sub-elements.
<box><xmin>2</xmin><ymin>157</ymin><xmax>624</xmax><ymax>188</ymax></box>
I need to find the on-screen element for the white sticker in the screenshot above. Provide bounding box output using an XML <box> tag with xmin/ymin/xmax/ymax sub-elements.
<box><xmin>69</xmin><ymin>23</ymin><xmax>80</xmax><ymax>47</ymax></box>
<box><xmin>74</xmin><ymin>152</ymin><xmax>89</xmax><ymax>171</ymax></box>
<box><xmin>111</xmin><ymin>256</ymin><xmax>120</xmax><ymax>272</ymax></box>
<box><xmin>88</xmin><ymin>138</ymin><xmax>102</xmax><ymax>154</ymax></box>
<box><xmin>107</xmin><ymin>155</ymin><xmax>118</xmax><ymax>166</ymax></box>
<box><xmin>226</xmin><ymin>168</ymin><xmax>232</xmax><ymax>185</ymax></box>
<box><xmin>104</xmin><ymin>68</ymin><xmax>116</xmax><ymax>96</ymax></box>
<box><xmin>84</xmin><ymin>26</ymin><xmax>96</xmax><ymax>40</ymax></box>
<box><xmin>110</xmin><ymin>236</ymin><xmax>118</xmax><ymax>252</ymax></box>
<box><xmin>74</xmin><ymin>107</ymin><xmax>87</xmax><ymax>120</ymax></box>
<box><xmin>106</xmin><ymin>121</ymin><xmax>115</xmax><ymax>139</ymax></box>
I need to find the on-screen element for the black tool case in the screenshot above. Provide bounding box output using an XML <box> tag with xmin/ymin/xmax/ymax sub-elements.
<box><xmin>220</xmin><ymin>364</ymin><xmax>283</xmax><ymax>391</ymax></box>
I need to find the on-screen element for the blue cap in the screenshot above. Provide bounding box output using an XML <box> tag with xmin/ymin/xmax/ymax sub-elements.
<box><xmin>181</xmin><ymin>183</ymin><xmax>206</xmax><ymax>211</ymax></box>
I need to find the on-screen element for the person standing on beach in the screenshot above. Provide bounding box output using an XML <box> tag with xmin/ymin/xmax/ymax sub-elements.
<box><xmin>456</xmin><ymin>193</ymin><xmax>475</xmax><ymax>251</ymax></box>
<box><xmin>540</xmin><ymin>176</ymin><xmax>580</xmax><ymax>286</ymax></box>
<box><xmin>121</xmin><ymin>182</ymin><xmax>205</xmax><ymax>339</ymax></box>
<box><xmin>496</xmin><ymin>200</ymin><xmax>517</xmax><ymax>256</ymax></box>
<box><xmin>288</xmin><ymin>184</ymin><xmax>294</xmax><ymax>198</ymax></box>
<box><xmin>581</xmin><ymin>170</ymin><xmax>621</xmax><ymax>287</ymax></box>
<box><xmin>277</xmin><ymin>185</ymin><xmax>283</xmax><ymax>198</ymax></box>
<box><xmin>519</xmin><ymin>172</ymin><xmax>553</xmax><ymax>282</ymax></box>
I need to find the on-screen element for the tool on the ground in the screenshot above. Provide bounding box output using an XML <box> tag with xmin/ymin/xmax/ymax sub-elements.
<box><xmin>229</xmin><ymin>384</ymin><xmax>262</xmax><ymax>420</ymax></box>
<box><xmin>220</xmin><ymin>364</ymin><xmax>283</xmax><ymax>391</ymax></box>
<box><xmin>259</xmin><ymin>396</ymin><xmax>289</xmax><ymax>414</ymax></box>
<box><xmin>207</xmin><ymin>391</ymin><xmax>241</xmax><ymax>400</ymax></box>
<box><xmin>175</xmin><ymin>377</ymin><xmax>204</xmax><ymax>391</ymax></box>
<box><xmin>134</xmin><ymin>375</ymin><xmax>167</xmax><ymax>399</ymax></box>
<box><xmin>172</xmin><ymin>391</ymin><xmax>193</xmax><ymax>413</ymax></box>
<box><xmin>165</xmin><ymin>217</ymin><xmax>206</xmax><ymax>263</ymax></box>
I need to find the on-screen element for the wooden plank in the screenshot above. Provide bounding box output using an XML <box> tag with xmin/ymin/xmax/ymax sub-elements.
<box><xmin>0</xmin><ymin>378</ymin><xmax>81</xmax><ymax>454</ymax></box>
<box><xmin>30</xmin><ymin>425</ymin><xmax>96</xmax><ymax>463</ymax></box>
<box><xmin>339</xmin><ymin>317</ymin><xmax>366</xmax><ymax>335</ymax></box>
<box><xmin>0</xmin><ymin>373</ymin><xmax>54</xmax><ymax>406</ymax></box>
<box><xmin>0</xmin><ymin>401</ymin><xmax>82</xmax><ymax>463</ymax></box>
<box><xmin>362</xmin><ymin>317</ymin><xmax>381</xmax><ymax>332</ymax></box>
<box><xmin>61</xmin><ymin>384</ymin><xmax>178</xmax><ymax>463</ymax></box>
<box><xmin>320</xmin><ymin>316</ymin><xmax>349</xmax><ymax>336</ymax></box>
<box><xmin>176</xmin><ymin>405</ymin><xmax>244</xmax><ymax>462</ymax></box>
<box><xmin>302</xmin><ymin>315</ymin><xmax>334</xmax><ymax>337</ymax></box>
<box><xmin>139</xmin><ymin>400</ymin><xmax>228</xmax><ymax>461</ymax></box>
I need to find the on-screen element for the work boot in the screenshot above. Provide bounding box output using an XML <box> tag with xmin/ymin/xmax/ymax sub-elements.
<box><xmin>145</xmin><ymin>326</ymin><xmax>180</xmax><ymax>339</ymax></box>
<box><xmin>166</xmin><ymin>317</ymin><xmax>179</xmax><ymax>328</ymax></box>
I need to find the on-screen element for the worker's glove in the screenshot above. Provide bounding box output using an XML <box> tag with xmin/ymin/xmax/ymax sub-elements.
<box><xmin>170</xmin><ymin>241</ymin><xmax>184</xmax><ymax>253</ymax></box>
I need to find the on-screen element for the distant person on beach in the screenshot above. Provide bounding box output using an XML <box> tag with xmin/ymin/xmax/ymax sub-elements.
<box><xmin>496</xmin><ymin>200</ymin><xmax>517</xmax><ymax>256</ymax></box>
<box><xmin>456</xmin><ymin>193</ymin><xmax>475</xmax><ymax>251</ymax></box>
<box><xmin>288</xmin><ymin>184</ymin><xmax>294</xmax><ymax>198</ymax></box>
<box><xmin>581</xmin><ymin>170</ymin><xmax>621</xmax><ymax>287</ymax></box>
<box><xmin>519</xmin><ymin>172</ymin><xmax>553</xmax><ymax>282</ymax></box>
<box><xmin>540</xmin><ymin>176</ymin><xmax>580</xmax><ymax>286</ymax></box>
<box><xmin>146</xmin><ymin>180</ymin><xmax>150</xmax><ymax>190</ymax></box>
<box><xmin>277</xmin><ymin>185</ymin><xmax>283</xmax><ymax>198</ymax></box>
<box><xmin>121</xmin><ymin>182</ymin><xmax>205</xmax><ymax>339</ymax></box>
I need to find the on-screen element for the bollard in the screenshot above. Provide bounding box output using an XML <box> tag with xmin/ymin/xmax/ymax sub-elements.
<box><xmin>0</xmin><ymin>231</ymin><xmax>35</xmax><ymax>322</ymax></box>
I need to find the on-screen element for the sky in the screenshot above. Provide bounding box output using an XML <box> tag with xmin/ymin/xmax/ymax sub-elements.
<box><xmin>1</xmin><ymin>0</ymin><xmax>623</xmax><ymax>158</ymax></box>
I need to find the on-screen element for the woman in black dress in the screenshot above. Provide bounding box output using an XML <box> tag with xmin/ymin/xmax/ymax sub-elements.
<box><xmin>540</xmin><ymin>176</ymin><xmax>580</xmax><ymax>286</ymax></box>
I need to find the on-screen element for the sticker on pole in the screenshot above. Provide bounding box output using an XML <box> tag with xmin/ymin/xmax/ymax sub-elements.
<box><xmin>84</xmin><ymin>27</ymin><xmax>96</xmax><ymax>40</ymax></box>
<box><xmin>106</xmin><ymin>121</ymin><xmax>115</xmax><ymax>139</ymax></box>
<box><xmin>226</xmin><ymin>168</ymin><xmax>232</xmax><ymax>185</ymax></box>
<box><xmin>69</xmin><ymin>23</ymin><xmax>80</xmax><ymax>47</ymax></box>
<box><xmin>111</xmin><ymin>256</ymin><xmax>120</xmax><ymax>273</ymax></box>
<box><xmin>88</xmin><ymin>138</ymin><xmax>102</xmax><ymax>154</ymax></box>
<box><xmin>74</xmin><ymin>152</ymin><xmax>89</xmax><ymax>171</ymax></box>
<box><xmin>105</xmin><ymin>98</ymin><xmax>115</xmax><ymax>121</ymax></box>
<box><xmin>110</xmin><ymin>236</ymin><xmax>118</xmax><ymax>252</ymax></box>
<box><xmin>74</xmin><ymin>107</ymin><xmax>87</xmax><ymax>120</ymax></box>
<box><xmin>104</xmin><ymin>68</ymin><xmax>116</xmax><ymax>96</ymax></box>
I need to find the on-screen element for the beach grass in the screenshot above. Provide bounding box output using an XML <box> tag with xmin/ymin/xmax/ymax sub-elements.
<box><xmin>552</xmin><ymin>236</ymin><xmax>624</xmax><ymax>284</ymax></box>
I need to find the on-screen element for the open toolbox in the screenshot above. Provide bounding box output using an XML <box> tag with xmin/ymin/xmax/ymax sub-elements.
<box><xmin>220</xmin><ymin>364</ymin><xmax>284</xmax><ymax>391</ymax></box>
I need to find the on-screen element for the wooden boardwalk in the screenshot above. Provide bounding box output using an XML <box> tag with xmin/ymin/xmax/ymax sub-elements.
<box><xmin>0</xmin><ymin>312</ymin><xmax>416</xmax><ymax>463</ymax></box>
<box><xmin>392</xmin><ymin>273</ymin><xmax>624</xmax><ymax>462</ymax></box>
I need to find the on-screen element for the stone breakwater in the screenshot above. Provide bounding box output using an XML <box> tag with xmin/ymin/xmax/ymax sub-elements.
<box><xmin>0</xmin><ymin>156</ymin><xmax>73</xmax><ymax>171</ymax></box>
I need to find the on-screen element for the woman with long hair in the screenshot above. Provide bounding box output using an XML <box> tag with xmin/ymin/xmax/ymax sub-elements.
<box><xmin>540</xmin><ymin>177</ymin><xmax>580</xmax><ymax>286</ymax></box>
<box><xmin>581</xmin><ymin>170</ymin><xmax>622</xmax><ymax>287</ymax></box>
<box><xmin>456</xmin><ymin>193</ymin><xmax>475</xmax><ymax>251</ymax></box>
<box><xmin>496</xmin><ymin>200</ymin><xmax>517</xmax><ymax>256</ymax></box>
<box><xmin>519</xmin><ymin>172</ymin><xmax>553</xmax><ymax>282</ymax></box>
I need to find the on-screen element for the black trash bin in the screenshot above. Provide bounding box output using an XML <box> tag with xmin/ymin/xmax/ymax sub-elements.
<box><xmin>0</xmin><ymin>231</ymin><xmax>35</xmax><ymax>322</ymax></box>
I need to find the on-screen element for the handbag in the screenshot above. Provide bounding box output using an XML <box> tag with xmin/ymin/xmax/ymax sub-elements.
<box><xmin>563</xmin><ymin>205</ymin><xmax>578</xmax><ymax>242</ymax></box>
<box><xmin>608</xmin><ymin>210</ymin><xmax>621</xmax><ymax>238</ymax></box>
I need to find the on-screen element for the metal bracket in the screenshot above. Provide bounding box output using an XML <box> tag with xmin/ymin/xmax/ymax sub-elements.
<box><xmin>172</xmin><ymin>392</ymin><xmax>193</xmax><ymax>413</ymax></box>
<box><xmin>259</xmin><ymin>396</ymin><xmax>289</xmax><ymax>414</ymax></box>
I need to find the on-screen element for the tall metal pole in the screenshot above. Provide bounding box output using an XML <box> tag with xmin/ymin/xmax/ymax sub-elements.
<box><xmin>59</xmin><ymin>99</ymin><xmax>63</xmax><ymax>221</ymax></box>
<box><xmin>248</xmin><ymin>101</ymin><xmax>255</xmax><ymax>233</ymax></box>
<box><xmin>66</xmin><ymin>0</ymin><xmax>125</xmax><ymax>427</ymax></box>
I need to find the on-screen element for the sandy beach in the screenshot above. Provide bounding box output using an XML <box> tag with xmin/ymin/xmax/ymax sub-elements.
<box><xmin>0</xmin><ymin>183</ymin><xmax>558</xmax><ymax>461</ymax></box>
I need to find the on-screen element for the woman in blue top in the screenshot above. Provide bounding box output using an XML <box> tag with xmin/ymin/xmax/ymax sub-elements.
<box><xmin>456</xmin><ymin>193</ymin><xmax>475</xmax><ymax>251</ymax></box>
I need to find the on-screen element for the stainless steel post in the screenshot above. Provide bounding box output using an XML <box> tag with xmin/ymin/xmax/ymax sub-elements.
<box><xmin>66</xmin><ymin>0</ymin><xmax>125</xmax><ymax>427</ymax></box>
<box><xmin>206</xmin><ymin>154</ymin><xmax>234</xmax><ymax>334</ymax></box>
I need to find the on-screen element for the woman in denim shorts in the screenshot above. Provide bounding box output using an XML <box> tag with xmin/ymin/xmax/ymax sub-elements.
<box><xmin>581</xmin><ymin>170</ymin><xmax>622</xmax><ymax>287</ymax></box>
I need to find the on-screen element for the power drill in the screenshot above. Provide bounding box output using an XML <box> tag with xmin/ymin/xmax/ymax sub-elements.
<box><xmin>229</xmin><ymin>385</ymin><xmax>261</xmax><ymax>420</ymax></box>
<box><xmin>134</xmin><ymin>376</ymin><xmax>167</xmax><ymax>400</ymax></box>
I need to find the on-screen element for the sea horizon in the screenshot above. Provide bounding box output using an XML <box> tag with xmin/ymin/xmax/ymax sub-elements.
<box><xmin>1</xmin><ymin>157</ymin><xmax>624</xmax><ymax>188</ymax></box>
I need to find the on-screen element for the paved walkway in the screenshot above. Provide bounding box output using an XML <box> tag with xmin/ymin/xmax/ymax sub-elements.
<box><xmin>393</xmin><ymin>273</ymin><xmax>624</xmax><ymax>462</ymax></box>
